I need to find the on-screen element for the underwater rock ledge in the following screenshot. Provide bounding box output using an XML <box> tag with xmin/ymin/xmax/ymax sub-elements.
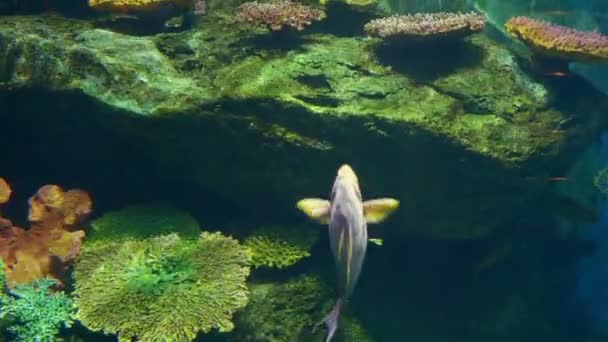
<box><xmin>1</xmin><ymin>14</ymin><xmax>607</xmax><ymax>239</ymax></box>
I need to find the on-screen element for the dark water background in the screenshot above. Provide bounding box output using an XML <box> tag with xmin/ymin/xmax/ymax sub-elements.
<box><xmin>2</xmin><ymin>0</ymin><xmax>608</xmax><ymax>341</ymax></box>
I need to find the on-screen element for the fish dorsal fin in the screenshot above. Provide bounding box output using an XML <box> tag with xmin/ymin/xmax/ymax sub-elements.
<box><xmin>363</xmin><ymin>198</ymin><xmax>399</xmax><ymax>224</ymax></box>
<box><xmin>368</xmin><ymin>238</ymin><xmax>383</xmax><ymax>246</ymax></box>
<box><xmin>296</xmin><ymin>198</ymin><xmax>330</xmax><ymax>224</ymax></box>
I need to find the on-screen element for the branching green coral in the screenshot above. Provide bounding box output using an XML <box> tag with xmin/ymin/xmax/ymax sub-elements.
<box><xmin>88</xmin><ymin>203</ymin><xmax>201</xmax><ymax>244</ymax></box>
<box><xmin>233</xmin><ymin>274</ymin><xmax>332</xmax><ymax>341</ymax></box>
<box><xmin>0</xmin><ymin>277</ymin><xmax>76</xmax><ymax>342</ymax></box>
<box><xmin>73</xmin><ymin>231</ymin><xmax>252</xmax><ymax>342</ymax></box>
<box><xmin>244</xmin><ymin>225</ymin><xmax>319</xmax><ymax>269</ymax></box>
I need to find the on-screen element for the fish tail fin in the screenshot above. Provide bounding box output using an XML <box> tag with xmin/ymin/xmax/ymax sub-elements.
<box><xmin>313</xmin><ymin>298</ymin><xmax>344</xmax><ymax>342</ymax></box>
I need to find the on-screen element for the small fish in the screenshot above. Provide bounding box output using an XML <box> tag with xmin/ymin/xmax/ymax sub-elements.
<box><xmin>297</xmin><ymin>164</ymin><xmax>399</xmax><ymax>342</ymax></box>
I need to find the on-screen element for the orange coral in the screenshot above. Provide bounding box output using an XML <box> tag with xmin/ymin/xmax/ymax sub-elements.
<box><xmin>0</xmin><ymin>181</ymin><xmax>92</xmax><ymax>288</ymax></box>
<box><xmin>0</xmin><ymin>177</ymin><xmax>11</xmax><ymax>205</ymax></box>
<box><xmin>505</xmin><ymin>16</ymin><xmax>608</xmax><ymax>62</ymax></box>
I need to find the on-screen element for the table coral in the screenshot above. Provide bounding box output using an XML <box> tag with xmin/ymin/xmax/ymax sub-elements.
<box><xmin>236</xmin><ymin>1</ymin><xmax>326</xmax><ymax>32</ymax></box>
<box><xmin>88</xmin><ymin>0</ymin><xmax>195</xmax><ymax>13</ymax></box>
<box><xmin>0</xmin><ymin>182</ymin><xmax>91</xmax><ymax>288</ymax></box>
<box><xmin>73</xmin><ymin>231</ymin><xmax>251</xmax><ymax>342</ymax></box>
<box><xmin>244</xmin><ymin>225</ymin><xmax>319</xmax><ymax>269</ymax></box>
<box><xmin>505</xmin><ymin>16</ymin><xmax>608</xmax><ymax>63</ymax></box>
<box><xmin>364</xmin><ymin>11</ymin><xmax>486</xmax><ymax>41</ymax></box>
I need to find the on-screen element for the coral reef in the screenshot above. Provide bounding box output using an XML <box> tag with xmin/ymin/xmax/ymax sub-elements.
<box><xmin>505</xmin><ymin>16</ymin><xmax>608</xmax><ymax>62</ymax></box>
<box><xmin>87</xmin><ymin>203</ymin><xmax>201</xmax><ymax>245</ymax></box>
<box><xmin>233</xmin><ymin>274</ymin><xmax>332</xmax><ymax>341</ymax></box>
<box><xmin>0</xmin><ymin>181</ymin><xmax>91</xmax><ymax>288</ymax></box>
<box><xmin>236</xmin><ymin>1</ymin><xmax>326</xmax><ymax>31</ymax></box>
<box><xmin>364</xmin><ymin>11</ymin><xmax>487</xmax><ymax>41</ymax></box>
<box><xmin>244</xmin><ymin>225</ymin><xmax>320</xmax><ymax>269</ymax></box>
<box><xmin>1</xmin><ymin>13</ymin><xmax>607</xmax><ymax>239</ymax></box>
<box><xmin>73</xmin><ymin>231</ymin><xmax>251</xmax><ymax>341</ymax></box>
<box><xmin>0</xmin><ymin>277</ymin><xmax>76</xmax><ymax>342</ymax></box>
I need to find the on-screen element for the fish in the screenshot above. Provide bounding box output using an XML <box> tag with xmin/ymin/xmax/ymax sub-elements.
<box><xmin>297</xmin><ymin>164</ymin><xmax>399</xmax><ymax>342</ymax></box>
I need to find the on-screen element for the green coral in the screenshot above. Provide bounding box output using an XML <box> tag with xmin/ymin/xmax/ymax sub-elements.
<box><xmin>594</xmin><ymin>167</ymin><xmax>608</xmax><ymax>196</ymax></box>
<box><xmin>244</xmin><ymin>225</ymin><xmax>320</xmax><ymax>269</ymax></box>
<box><xmin>87</xmin><ymin>203</ymin><xmax>201</xmax><ymax>244</ymax></box>
<box><xmin>233</xmin><ymin>274</ymin><xmax>332</xmax><ymax>341</ymax></box>
<box><xmin>73</xmin><ymin>232</ymin><xmax>252</xmax><ymax>342</ymax></box>
<box><xmin>0</xmin><ymin>258</ymin><xmax>5</xmax><ymax>291</ymax></box>
<box><xmin>341</xmin><ymin>315</ymin><xmax>376</xmax><ymax>342</ymax></box>
<box><xmin>0</xmin><ymin>277</ymin><xmax>76</xmax><ymax>342</ymax></box>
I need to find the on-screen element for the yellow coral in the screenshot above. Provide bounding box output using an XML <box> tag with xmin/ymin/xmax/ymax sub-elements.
<box><xmin>88</xmin><ymin>0</ymin><xmax>194</xmax><ymax>13</ymax></box>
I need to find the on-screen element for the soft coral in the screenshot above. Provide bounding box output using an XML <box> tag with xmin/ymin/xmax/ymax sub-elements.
<box><xmin>0</xmin><ymin>179</ymin><xmax>92</xmax><ymax>289</ymax></box>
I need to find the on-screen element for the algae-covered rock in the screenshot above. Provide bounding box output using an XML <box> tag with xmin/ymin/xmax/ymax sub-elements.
<box><xmin>244</xmin><ymin>225</ymin><xmax>320</xmax><ymax>269</ymax></box>
<box><xmin>73</xmin><ymin>232</ymin><xmax>251</xmax><ymax>342</ymax></box>
<box><xmin>1</xmin><ymin>12</ymin><xmax>607</xmax><ymax>239</ymax></box>
<box><xmin>233</xmin><ymin>274</ymin><xmax>332</xmax><ymax>342</ymax></box>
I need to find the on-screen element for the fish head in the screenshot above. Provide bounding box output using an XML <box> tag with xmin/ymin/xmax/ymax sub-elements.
<box><xmin>333</xmin><ymin>164</ymin><xmax>362</xmax><ymax>201</ymax></box>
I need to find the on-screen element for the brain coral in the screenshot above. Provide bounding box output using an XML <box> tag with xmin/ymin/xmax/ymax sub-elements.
<box><xmin>244</xmin><ymin>225</ymin><xmax>319</xmax><ymax>269</ymax></box>
<box><xmin>73</xmin><ymin>231</ymin><xmax>252</xmax><ymax>342</ymax></box>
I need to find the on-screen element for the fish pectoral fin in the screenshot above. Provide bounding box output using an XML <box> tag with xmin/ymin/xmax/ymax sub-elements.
<box><xmin>296</xmin><ymin>198</ymin><xmax>330</xmax><ymax>224</ymax></box>
<box><xmin>368</xmin><ymin>238</ymin><xmax>383</xmax><ymax>246</ymax></box>
<box><xmin>363</xmin><ymin>198</ymin><xmax>399</xmax><ymax>224</ymax></box>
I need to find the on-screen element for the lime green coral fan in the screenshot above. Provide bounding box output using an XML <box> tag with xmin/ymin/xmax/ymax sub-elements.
<box><xmin>87</xmin><ymin>203</ymin><xmax>201</xmax><ymax>244</ymax></box>
<box><xmin>244</xmin><ymin>225</ymin><xmax>319</xmax><ymax>269</ymax></box>
<box><xmin>73</xmin><ymin>232</ymin><xmax>252</xmax><ymax>342</ymax></box>
<box><xmin>0</xmin><ymin>277</ymin><xmax>76</xmax><ymax>342</ymax></box>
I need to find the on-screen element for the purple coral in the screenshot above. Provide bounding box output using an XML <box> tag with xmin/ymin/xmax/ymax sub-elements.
<box><xmin>236</xmin><ymin>1</ymin><xmax>326</xmax><ymax>32</ymax></box>
<box><xmin>364</xmin><ymin>12</ymin><xmax>487</xmax><ymax>41</ymax></box>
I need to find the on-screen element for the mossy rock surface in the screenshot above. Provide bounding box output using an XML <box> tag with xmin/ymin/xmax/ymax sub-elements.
<box><xmin>1</xmin><ymin>11</ymin><xmax>607</xmax><ymax>239</ymax></box>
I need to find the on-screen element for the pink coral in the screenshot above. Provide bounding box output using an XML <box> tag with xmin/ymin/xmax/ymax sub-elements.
<box><xmin>236</xmin><ymin>1</ymin><xmax>326</xmax><ymax>32</ymax></box>
<box><xmin>505</xmin><ymin>16</ymin><xmax>608</xmax><ymax>62</ymax></box>
<box><xmin>364</xmin><ymin>12</ymin><xmax>486</xmax><ymax>41</ymax></box>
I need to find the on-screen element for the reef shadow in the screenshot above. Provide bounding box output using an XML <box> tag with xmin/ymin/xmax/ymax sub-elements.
<box><xmin>374</xmin><ymin>36</ymin><xmax>486</xmax><ymax>83</ymax></box>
